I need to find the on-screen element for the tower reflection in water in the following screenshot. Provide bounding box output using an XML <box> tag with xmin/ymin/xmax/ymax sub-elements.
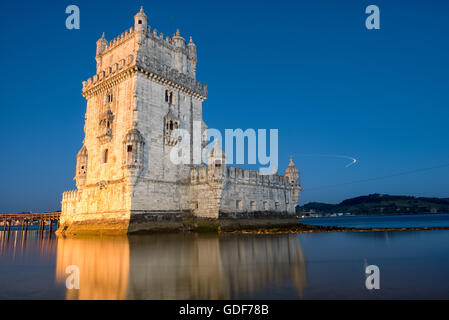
<box><xmin>56</xmin><ymin>234</ymin><xmax>307</xmax><ymax>300</ymax></box>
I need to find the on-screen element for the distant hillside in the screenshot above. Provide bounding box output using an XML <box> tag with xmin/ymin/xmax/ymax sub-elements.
<box><xmin>296</xmin><ymin>194</ymin><xmax>449</xmax><ymax>216</ymax></box>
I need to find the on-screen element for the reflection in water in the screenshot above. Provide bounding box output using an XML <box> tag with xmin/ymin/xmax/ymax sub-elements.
<box><xmin>3</xmin><ymin>229</ymin><xmax>449</xmax><ymax>299</ymax></box>
<box><xmin>55</xmin><ymin>234</ymin><xmax>306</xmax><ymax>300</ymax></box>
<box><xmin>0</xmin><ymin>229</ymin><xmax>56</xmax><ymax>259</ymax></box>
<box><xmin>55</xmin><ymin>237</ymin><xmax>130</xmax><ymax>300</ymax></box>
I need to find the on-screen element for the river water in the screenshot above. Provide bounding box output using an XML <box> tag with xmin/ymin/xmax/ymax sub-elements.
<box><xmin>1</xmin><ymin>215</ymin><xmax>449</xmax><ymax>299</ymax></box>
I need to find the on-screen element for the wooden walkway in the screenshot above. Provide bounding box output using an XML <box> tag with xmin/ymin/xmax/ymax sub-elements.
<box><xmin>0</xmin><ymin>212</ymin><xmax>61</xmax><ymax>233</ymax></box>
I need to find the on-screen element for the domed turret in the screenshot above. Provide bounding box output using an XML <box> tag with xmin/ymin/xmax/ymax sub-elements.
<box><xmin>172</xmin><ymin>29</ymin><xmax>186</xmax><ymax>48</ymax></box>
<box><xmin>187</xmin><ymin>36</ymin><xmax>197</xmax><ymax>61</ymax></box>
<box><xmin>285</xmin><ymin>157</ymin><xmax>300</xmax><ymax>185</ymax></box>
<box><xmin>75</xmin><ymin>145</ymin><xmax>88</xmax><ymax>187</ymax></box>
<box><xmin>186</xmin><ymin>36</ymin><xmax>198</xmax><ymax>78</ymax></box>
<box><xmin>96</xmin><ymin>32</ymin><xmax>108</xmax><ymax>56</ymax></box>
<box><xmin>208</xmin><ymin>140</ymin><xmax>226</xmax><ymax>168</ymax></box>
<box><xmin>134</xmin><ymin>6</ymin><xmax>148</xmax><ymax>33</ymax></box>
<box><xmin>123</xmin><ymin>129</ymin><xmax>145</xmax><ymax>181</ymax></box>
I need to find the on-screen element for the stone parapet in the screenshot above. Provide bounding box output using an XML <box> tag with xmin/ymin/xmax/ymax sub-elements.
<box><xmin>190</xmin><ymin>166</ymin><xmax>292</xmax><ymax>188</ymax></box>
<box><xmin>62</xmin><ymin>190</ymin><xmax>79</xmax><ymax>202</ymax></box>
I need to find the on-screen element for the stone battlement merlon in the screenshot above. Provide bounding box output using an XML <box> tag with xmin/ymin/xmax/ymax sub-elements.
<box><xmin>82</xmin><ymin>55</ymin><xmax>207</xmax><ymax>99</ymax></box>
<box><xmin>135</xmin><ymin>56</ymin><xmax>207</xmax><ymax>97</ymax></box>
<box><xmin>189</xmin><ymin>166</ymin><xmax>294</xmax><ymax>188</ymax></box>
<box><xmin>98</xmin><ymin>26</ymin><xmax>194</xmax><ymax>61</ymax></box>
<box><xmin>62</xmin><ymin>190</ymin><xmax>79</xmax><ymax>201</ymax></box>
<box><xmin>88</xmin><ymin>7</ymin><xmax>203</xmax><ymax>98</ymax></box>
<box><xmin>99</xmin><ymin>27</ymin><xmax>135</xmax><ymax>56</ymax></box>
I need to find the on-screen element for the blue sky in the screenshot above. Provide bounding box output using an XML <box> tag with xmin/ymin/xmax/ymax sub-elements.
<box><xmin>0</xmin><ymin>0</ymin><xmax>448</xmax><ymax>213</ymax></box>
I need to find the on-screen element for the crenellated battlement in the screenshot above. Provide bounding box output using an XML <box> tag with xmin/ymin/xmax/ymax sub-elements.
<box><xmin>100</xmin><ymin>27</ymin><xmax>135</xmax><ymax>55</ymax></box>
<box><xmin>98</xmin><ymin>25</ymin><xmax>194</xmax><ymax>58</ymax></box>
<box><xmin>82</xmin><ymin>54</ymin><xmax>135</xmax><ymax>92</ymax></box>
<box><xmin>82</xmin><ymin>53</ymin><xmax>207</xmax><ymax>98</ymax></box>
<box><xmin>190</xmin><ymin>166</ymin><xmax>292</xmax><ymax>188</ymax></box>
<box><xmin>62</xmin><ymin>190</ymin><xmax>79</xmax><ymax>202</ymax></box>
<box><xmin>135</xmin><ymin>56</ymin><xmax>207</xmax><ymax>97</ymax></box>
<box><xmin>86</xmin><ymin>7</ymin><xmax>203</xmax><ymax>98</ymax></box>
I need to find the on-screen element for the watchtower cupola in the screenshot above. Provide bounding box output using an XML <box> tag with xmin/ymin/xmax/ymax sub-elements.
<box><xmin>96</xmin><ymin>32</ymin><xmax>108</xmax><ymax>56</ymax></box>
<box><xmin>173</xmin><ymin>29</ymin><xmax>186</xmax><ymax>48</ymax></box>
<box><xmin>284</xmin><ymin>157</ymin><xmax>300</xmax><ymax>186</ymax></box>
<box><xmin>134</xmin><ymin>6</ymin><xmax>148</xmax><ymax>33</ymax></box>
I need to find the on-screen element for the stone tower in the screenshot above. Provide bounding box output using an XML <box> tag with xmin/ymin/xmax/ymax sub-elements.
<box><xmin>59</xmin><ymin>7</ymin><xmax>302</xmax><ymax>235</ymax></box>
<box><xmin>60</xmin><ymin>7</ymin><xmax>208</xmax><ymax>233</ymax></box>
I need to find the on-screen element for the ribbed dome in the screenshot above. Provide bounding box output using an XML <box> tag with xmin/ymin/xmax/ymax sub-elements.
<box><xmin>208</xmin><ymin>140</ymin><xmax>226</xmax><ymax>166</ymax></box>
<box><xmin>285</xmin><ymin>157</ymin><xmax>300</xmax><ymax>185</ymax></box>
<box><xmin>77</xmin><ymin>145</ymin><xmax>88</xmax><ymax>157</ymax></box>
<box><xmin>135</xmin><ymin>6</ymin><xmax>147</xmax><ymax>19</ymax></box>
<box><xmin>187</xmin><ymin>36</ymin><xmax>196</xmax><ymax>47</ymax></box>
<box><xmin>124</xmin><ymin>129</ymin><xmax>144</xmax><ymax>143</ymax></box>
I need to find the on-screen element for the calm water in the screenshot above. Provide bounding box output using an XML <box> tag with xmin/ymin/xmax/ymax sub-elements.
<box><xmin>301</xmin><ymin>213</ymin><xmax>449</xmax><ymax>229</ymax></box>
<box><xmin>1</xmin><ymin>217</ymin><xmax>449</xmax><ymax>299</ymax></box>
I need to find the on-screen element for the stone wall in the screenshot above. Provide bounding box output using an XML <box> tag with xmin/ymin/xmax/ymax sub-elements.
<box><xmin>189</xmin><ymin>165</ymin><xmax>300</xmax><ymax>219</ymax></box>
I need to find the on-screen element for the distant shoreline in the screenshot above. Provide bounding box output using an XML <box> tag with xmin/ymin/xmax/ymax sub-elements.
<box><xmin>224</xmin><ymin>223</ymin><xmax>449</xmax><ymax>235</ymax></box>
<box><xmin>299</xmin><ymin>212</ymin><xmax>449</xmax><ymax>219</ymax></box>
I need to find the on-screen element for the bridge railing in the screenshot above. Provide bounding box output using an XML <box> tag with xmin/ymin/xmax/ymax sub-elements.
<box><xmin>0</xmin><ymin>212</ymin><xmax>61</xmax><ymax>221</ymax></box>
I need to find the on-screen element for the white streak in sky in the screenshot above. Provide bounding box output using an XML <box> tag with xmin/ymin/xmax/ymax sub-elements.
<box><xmin>298</xmin><ymin>154</ymin><xmax>358</xmax><ymax>168</ymax></box>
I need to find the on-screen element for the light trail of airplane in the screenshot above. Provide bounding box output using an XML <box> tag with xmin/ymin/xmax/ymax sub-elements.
<box><xmin>304</xmin><ymin>162</ymin><xmax>449</xmax><ymax>191</ymax></box>
<box><xmin>298</xmin><ymin>154</ymin><xmax>358</xmax><ymax>168</ymax></box>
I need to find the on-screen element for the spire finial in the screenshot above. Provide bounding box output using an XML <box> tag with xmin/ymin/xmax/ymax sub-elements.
<box><xmin>101</xmin><ymin>32</ymin><xmax>105</xmax><ymax>39</ymax></box>
<box><xmin>140</xmin><ymin>6</ymin><xmax>144</xmax><ymax>13</ymax></box>
<box><xmin>289</xmin><ymin>156</ymin><xmax>294</xmax><ymax>165</ymax></box>
<box><xmin>176</xmin><ymin>29</ymin><xmax>180</xmax><ymax>36</ymax></box>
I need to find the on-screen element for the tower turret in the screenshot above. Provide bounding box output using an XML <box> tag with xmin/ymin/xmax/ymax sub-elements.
<box><xmin>172</xmin><ymin>29</ymin><xmax>187</xmax><ymax>73</ymax></box>
<box><xmin>95</xmin><ymin>33</ymin><xmax>108</xmax><ymax>72</ymax></box>
<box><xmin>187</xmin><ymin>36</ymin><xmax>197</xmax><ymax>60</ymax></box>
<box><xmin>134</xmin><ymin>6</ymin><xmax>148</xmax><ymax>34</ymax></box>
<box><xmin>75</xmin><ymin>146</ymin><xmax>88</xmax><ymax>188</ymax></box>
<box><xmin>187</xmin><ymin>36</ymin><xmax>197</xmax><ymax>78</ymax></box>
<box><xmin>208</xmin><ymin>140</ymin><xmax>226</xmax><ymax>180</ymax></box>
<box><xmin>96</xmin><ymin>32</ymin><xmax>108</xmax><ymax>56</ymax></box>
<box><xmin>172</xmin><ymin>29</ymin><xmax>186</xmax><ymax>48</ymax></box>
<box><xmin>285</xmin><ymin>157</ymin><xmax>300</xmax><ymax>186</ymax></box>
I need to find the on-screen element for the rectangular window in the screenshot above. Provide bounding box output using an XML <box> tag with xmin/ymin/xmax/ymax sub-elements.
<box><xmin>250</xmin><ymin>201</ymin><xmax>256</xmax><ymax>211</ymax></box>
<box><xmin>236</xmin><ymin>200</ymin><xmax>242</xmax><ymax>210</ymax></box>
<box><xmin>103</xmin><ymin>149</ymin><xmax>108</xmax><ymax>163</ymax></box>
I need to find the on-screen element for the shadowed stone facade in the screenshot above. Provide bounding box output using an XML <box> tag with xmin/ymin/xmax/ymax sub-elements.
<box><xmin>59</xmin><ymin>8</ymin><xmax>303</xmax><ymax>234</ymax></box>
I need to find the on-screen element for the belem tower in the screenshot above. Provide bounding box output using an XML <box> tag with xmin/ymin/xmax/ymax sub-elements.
<box><xmin>58</xmin><ymin>8</ymin><xmax>303</xmax><ymax>234</ymax></box>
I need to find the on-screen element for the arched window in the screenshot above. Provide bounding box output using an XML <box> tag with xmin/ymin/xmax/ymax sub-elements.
<box><xmin>103</xmin><ymin>149</ymin><xmax>109</xmax><ymax>163</ymax></box>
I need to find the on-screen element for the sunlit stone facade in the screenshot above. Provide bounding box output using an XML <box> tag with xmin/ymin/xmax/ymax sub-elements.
<box><xmin>59</xmin><ymin>8</ymin><xmax>302</xmax><ymax>234</ymax></box>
